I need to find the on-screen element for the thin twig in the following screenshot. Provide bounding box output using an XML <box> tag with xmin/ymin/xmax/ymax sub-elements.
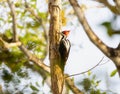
<box><xmin>66</xmin><ymin>57</ymin><xmax>104</xmax><ymax>78</ymax></box>
<box><xmin>99</xmin><ymin>59</ymin><xmax>110</xmax><ymax>66</ymax></box>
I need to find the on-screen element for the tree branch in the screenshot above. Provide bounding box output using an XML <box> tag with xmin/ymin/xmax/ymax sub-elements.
<box><xmin>69</xmin><ymin>0</ymin><xmax>110</xmax><ymax>59</ymax></box>
<box><xmin>0</xmin><ymin>37</ymin><xmax>50</xmax><ymax>73</ymax></box>
<box><xmin>7</xmin><ymin>0</ymin><xmax>18</xmax><ymax>41</ymax></box>
<box><xmin>0</xmin><ymin>37</ymin><xmax>21</xmax><ymax>49</ymax></box>
<box><xmin>19</xmin><ymin>45</ymin><xmax>50</xmax><ymax>73</ymax></box>
<box><xmin>65</xmin><ymin>75</ymin><xmax>84</xmax><ymax>94</ymax></box>
<box><xmin>69</xmin><ymin>0</ymin><xmax>120</xmax><ymax>76</ymax></box>
<box><xmin>114</xmin><ymin>0</ymin><xmax>120</xmax><ymax>13</ymax></box>
<box><xmin>93</xmin><ymin>0</ymin><xmax>120</xmax><ymax>14</ymax></box>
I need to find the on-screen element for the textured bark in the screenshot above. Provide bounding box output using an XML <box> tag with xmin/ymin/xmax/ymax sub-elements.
<box><xmin>49</xmin><ymin>0</ymin><xmax>64</xmax><ymax>94</ymax></box>
<box><xmin>114</xmin><ymin>0</ymin><xmax>120</xmax><ymax>13</ymax></box>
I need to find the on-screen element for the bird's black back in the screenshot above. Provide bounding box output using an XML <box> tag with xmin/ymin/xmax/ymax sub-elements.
<box><xmin>59</xmin><ymin>37</ymin><xmax>71</xmax><ymax>64</ymax></box>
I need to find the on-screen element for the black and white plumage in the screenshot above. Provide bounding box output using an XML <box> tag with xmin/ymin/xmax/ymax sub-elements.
<box><xmin>59</xmin><ymin>30</ymin><xmax>71</xmax><ymax>68</ymax></box>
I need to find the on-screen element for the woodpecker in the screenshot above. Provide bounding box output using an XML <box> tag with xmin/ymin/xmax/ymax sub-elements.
<box><xmin>59</xmin><ymin>30</ymin><xmax>71</xmax><ymax>70</ymax></box>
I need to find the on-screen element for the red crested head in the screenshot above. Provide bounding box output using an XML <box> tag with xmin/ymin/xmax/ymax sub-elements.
<box><xmin>62</xmin><ymin>30</ymin><xmax>70</xmax><ymax>37</ymax></box>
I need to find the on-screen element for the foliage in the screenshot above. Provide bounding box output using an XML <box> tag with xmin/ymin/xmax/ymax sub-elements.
<box><xmin>77</xmin><ymin>71</ymin><xmax>119</xmax><ymax>94</ymax></box>
<box><xmin>78</xmin><ymin>73</ymin><xmax>106</xmax><ymax>94</ymax></box>
<box><xmin>101</xmin><ymin>16</ymin><xmax>120</xmax><ymax>36</ymax></box>
<box><xmin>0</xmin><ymin>0</ymin><xmax>49</xmax><ymax>93</ymax></box>
<box><xmin>0</xmin><ymin>64</ymin><xmax>47</xmax><ymax>94</ymax></box>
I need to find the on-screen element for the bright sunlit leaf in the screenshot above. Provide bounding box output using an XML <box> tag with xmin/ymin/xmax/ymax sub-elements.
<box><xmin>110</xmin><ymin>69</ymin><xmax>117</xmax><ymax>77</ymax></box>
<box><xmin>61</xmin><ymin>10</ymin><xmax>67</xmax><ymax>26</ymax></box>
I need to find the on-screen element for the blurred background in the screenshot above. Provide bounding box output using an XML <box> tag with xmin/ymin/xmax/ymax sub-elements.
<box><xmin>0</xmin><ymin>0</ymin><xmax>120</xmax><ymax>94</ymax></box>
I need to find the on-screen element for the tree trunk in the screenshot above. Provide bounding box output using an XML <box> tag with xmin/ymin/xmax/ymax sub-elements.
<box><xmin>49</xmin><ymin>0</ymin><xmax>64</xmax><ymax>94</ymax></box>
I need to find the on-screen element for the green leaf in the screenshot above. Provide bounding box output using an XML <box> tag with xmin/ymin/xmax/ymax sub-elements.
<box><xmin>38</xmin><ymin>12</ymin><xmax>47</xmax><ymax>20</ymax></box>
<box><xmin>32</xmin><ymin>0</ymin><xmax>36</xmax><ymax>2</ymax></box>
<box><xmin>101</xmin><ymin>22</ymin><xmax>114</xmax><ymax>36</ymax></box>
<box><xmin>15</xmin><ymin>2</ymin><xmax>21</xmax><ymax>7</ymax></box>
<box><xmin>5</xmin><ymin>29</ymin><xmax>12</xmax><ymax>38</ymax></box>
<box><xmin>90</xmin><ymin>89</ymin><xmax>101</xmax><ymax>94</ymax></box>
<box><xmin>30</xmin><ymin>84</ymin><xmax>39</xmax><ymax>91</ymax></box>
<box><xmin>17</xmin><ymin>69</ymin><xmax>28</xmax><ymax>78</ymax></box>
<box><xmin>87</xmin><ymin>71</ymin><xmax>91</xmax><ymax>76</ymax></box>
<box><xmin>82</xmin><ymin>78</ymin><xmax>91</xmax><ymax>91</ymax></box>
<box><xmin>2</xmin><ymin>69</ymin><xmax>13</xmax><ymax>82</ymax></box>
<box><xmin>110</xmin><ymin>69</ymin><xmax>117</xmax><ymax>77</ymax></box>
<box><xmin>95</xmin><ymin>80</ymin><xmax>101</xmax><ymax>87</ymax></box>
<box><xmin>0</xmin><ymin>17</ymin><xmax>4</xmax><ymax>21</ymax></box>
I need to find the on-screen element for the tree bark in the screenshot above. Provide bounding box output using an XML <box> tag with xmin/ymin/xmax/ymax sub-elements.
<box><xmin>49</xmin><ymin>0</ymin><xmax>64</xmax><ymax>94</ymax></box>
